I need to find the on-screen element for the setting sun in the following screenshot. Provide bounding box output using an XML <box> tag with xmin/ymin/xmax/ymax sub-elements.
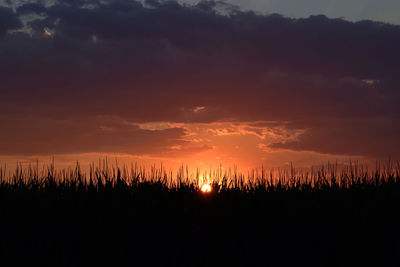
<box><xmin>201</xmin><ymin>184</ymin><xmax>212</xmax><ymax>193</ymax></box>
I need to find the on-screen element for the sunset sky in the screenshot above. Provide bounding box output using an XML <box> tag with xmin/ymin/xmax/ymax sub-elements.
<box><xmin>1</xmin><ymin>0</ymin><xmax>399</xmax><ymax>172</ymax></box>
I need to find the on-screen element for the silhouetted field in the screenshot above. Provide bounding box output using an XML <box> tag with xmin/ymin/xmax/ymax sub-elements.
<box><xmin>1</xmin><ymin>161</ymin><xmax>400</xmax><ymax>267</ymax></box>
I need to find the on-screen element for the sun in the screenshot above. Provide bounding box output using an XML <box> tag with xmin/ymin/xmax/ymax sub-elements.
<box><xmin>201</xmin><ymin>184</ymin><xmax>212</xmax><ymax>193</ymax></box>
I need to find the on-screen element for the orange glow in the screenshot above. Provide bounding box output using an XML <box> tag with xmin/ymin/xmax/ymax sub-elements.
<box><xmin>44</xmin><ymin>28</ymin><xmax>52</xmax><ymax>37</ymax></box>
<box><xmin>201</xmin><ymin>184</ymin><xmax>212</xmax><ymax>193</ymax></box>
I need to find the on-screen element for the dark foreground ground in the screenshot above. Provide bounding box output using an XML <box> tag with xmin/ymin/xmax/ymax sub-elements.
<box><xmin>1</xmin><ymin>168</ymin><xmax>400</xmax><ymax>267</ymax></box>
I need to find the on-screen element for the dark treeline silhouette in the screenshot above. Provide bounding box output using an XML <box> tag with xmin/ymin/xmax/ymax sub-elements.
<box><xmin>1</xmin><ymin>161</ymin><xmax>400</xmax><ymax>266</ymax></box>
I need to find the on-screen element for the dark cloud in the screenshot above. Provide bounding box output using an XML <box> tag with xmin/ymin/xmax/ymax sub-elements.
<box><xmin>16</xmin><ymin>3</ymin><xmax>46</xmax><ymax>15</ymax></box>
<box><xmin>0</xmin><ymin>0</ymin><xmax>400</xmax><ymax>158</ymax></box>
<box><xmin>0</xmin><ymin>7</ymin><xmax>22</xmax><ymax>38</ymax></box>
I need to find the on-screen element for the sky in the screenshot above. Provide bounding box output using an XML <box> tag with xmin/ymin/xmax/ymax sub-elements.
<box><xmin>183</xmin><ymin>0</ymin><xmax>400</xmax><ymax>25</ymax></box>
<box><xmin>0</xmin><ymin>0</ymin><xmax>400</xmax><ymax>172</ymax></box>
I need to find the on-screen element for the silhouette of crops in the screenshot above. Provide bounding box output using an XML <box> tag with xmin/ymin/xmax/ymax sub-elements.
<box><xmin>2</xmin><ymin>160</ymin><xmax>399</xmax><ymax>192</ymax></box>
<box><xmin>1</xmin><ymin>160</ymin><xmax>400</xmax><ymax>267</ymax></box>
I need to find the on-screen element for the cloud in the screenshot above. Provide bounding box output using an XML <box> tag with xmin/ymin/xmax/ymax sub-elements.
<box><xmin>269</xmin><ymin>118</ymin><xmax>400</xmax><ymax>158</ymax></box>
<box><xmin>0</xmin><ymin>115</ymin><xmax>211</xmax><ymax>157</ymax></box>
<box><xmin>0</xmin><ymin>6</ymin><xmax>22</xmax><ymax>38</ymax></box>
<box><xmin>0</xmin><ymin>0</ymin><xmax>400</xmax><ymax>159</ymax></box>
<box><xmin>16</xmin><ymin>3</ymin><xmax>47</xmax><ymax>15</ymax></box>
